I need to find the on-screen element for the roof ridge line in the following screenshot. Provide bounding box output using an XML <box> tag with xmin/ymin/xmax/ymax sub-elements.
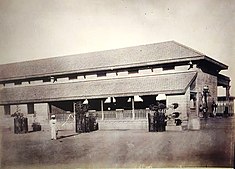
<box><xmin>172</xmin><ymin>41</ymin><xmax>205</xmax><ymax>56</ymax></box>
<box><xmin>0</xmin><ymin>41</ymin><xmax>174</xmax><ymax>66</ymax></box>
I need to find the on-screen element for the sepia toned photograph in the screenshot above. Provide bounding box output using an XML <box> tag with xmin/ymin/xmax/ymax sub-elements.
<box><xmin>0</xmin><ymin>0</ymin><xmax>234</xmax><ymax>169</ymax></box>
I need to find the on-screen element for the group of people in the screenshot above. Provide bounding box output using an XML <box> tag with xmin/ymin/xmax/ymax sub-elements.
<box><xmin>199</xmin><ymin>101</ymin><xmax>217</xmax><ymax>118</ymax></box>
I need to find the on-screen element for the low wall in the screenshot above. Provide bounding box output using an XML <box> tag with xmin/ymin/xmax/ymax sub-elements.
<box><xmin>97</xmin><ymin>119</ymin><xmax>148</xmax><ymax>130</ymax></box>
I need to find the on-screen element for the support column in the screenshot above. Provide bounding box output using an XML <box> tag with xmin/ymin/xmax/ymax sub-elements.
<box><xmin>132</xmin><ymin>97</ymin><xmax>135</xmax><ymax>120</ymax></box>
<box><xmin>47</xmin><ymin>103</ymin><xmax>51</xmax><ymax>123</ymax></box>
<box><xmin>226</xmin><ymin>86</ymin><xmax>230</xmax><ymax>105</ymax></box>
<box><xmin>73</xmin><ymin>102</ymin><xmax>76</xmax><ymax>132</ymax></box>
<box><xmin>196</xmin><ymin>92</ymin><xmax>200</xmax><ymax>117</ymax></box>
<box><xmin>226</xmin><ymin>85</ymin><xmax>231</xmax><ymax>115</ymax></box>
<box><xmin>101</xmin><ymin>100</ymin><xmax>104</xmax><ymax>120</ymax></box>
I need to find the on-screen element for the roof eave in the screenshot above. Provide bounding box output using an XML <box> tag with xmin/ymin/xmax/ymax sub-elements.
<box><xmin>0</xmin><ymin>56</ymin><xmax>204</xmax><ymax>82</ymax></box>
<box><xmin>203</xmin><ymin>56</ymin><xmax>228</xmax><ymax>70</ymax></box>
<box><xmin>0</xmin><ymin>89</ymin><xmax>186</xmax><ymax>105</ymax></box>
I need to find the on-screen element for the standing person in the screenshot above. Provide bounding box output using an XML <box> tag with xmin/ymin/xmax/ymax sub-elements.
<box><xmin>50</xmin><ymin>115</ymin><xmax>57</xmax><ymax>140</ymax></box>
<box><xmin>203</xmin><ymin>106</ymin><xmax>208</xmax><ymax>120</ymax></box>
<box><xmin>199</xmin><ymin>104</ymin><xmax>203</xmax><ymax>117</ymax></box>
<box><xmin>211</xmin><ymin>101</ymin><xmax>217</xmax><ymax>117</ymax></box>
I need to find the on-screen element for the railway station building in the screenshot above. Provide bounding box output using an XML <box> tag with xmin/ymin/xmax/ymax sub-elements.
<box><xmin>0</xmin><ymin>41</ymin><xmax>231</xmax><ymax>130</ymax></box>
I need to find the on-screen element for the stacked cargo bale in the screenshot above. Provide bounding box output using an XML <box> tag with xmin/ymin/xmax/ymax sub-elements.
<box><xmin>148</xmin><ymin>103</ymin><xmax>166</xmax><ymax>132</ymax></box>
<box><xmin>75</xmin><ymin>102</ymin><xmax>98</xmax><ymax>133</ymax></box>
<box><xmin>13</xmin><ymin>113</ymin><xmax>28</xmax><ymax>134</ymax></box>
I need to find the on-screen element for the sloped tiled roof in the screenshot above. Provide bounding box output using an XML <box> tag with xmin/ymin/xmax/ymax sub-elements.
<box><xmin>0</xmin><ymin>41</ymin><xmax>227</xmax><ymax>81</ymax></box>
<box><xmin>0</xmin><ymin>71</ymin><xmax>197</xmax><ymax>104</ymax></box>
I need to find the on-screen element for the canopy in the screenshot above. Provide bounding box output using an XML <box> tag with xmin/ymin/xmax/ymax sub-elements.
<box><xmin>0</xmin><ymin>71</ymin><xmax>197</xmax><ymax>104</ymax></box>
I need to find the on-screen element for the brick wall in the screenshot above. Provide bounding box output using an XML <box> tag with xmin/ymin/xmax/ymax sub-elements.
<box><xmin>196</xmin><ymin>70</ymin><xmax>217</xmax><ymax>113</ymax></box>
<box><xmin>0</xmin><ymin>106</ymin><xmax>12</xmax><ymax>130</ymax></box>
<box><xmin>0</xmin><ymin>103</ymin><xmax>49</xmax><ymax>131</ymax></box>
<box><xmin>34</xmin><ymin>103</ymin><xmax>49</xmax><ymax>127</ymax></box>
<box><xmin>97</xmin><ymin>119</ymin><xmax>148</xmax><ymax>130</ymax></box>
<box><xmin>166</xmin><ymin>87</ymin><xmax>190</xmax><ymax>121</ymax></box>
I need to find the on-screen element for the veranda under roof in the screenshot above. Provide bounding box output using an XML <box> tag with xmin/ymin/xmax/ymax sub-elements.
<box><xmin>0</xmin><ymin>71</ymin><xmax>197</xmax><ymax>104</ymax></box>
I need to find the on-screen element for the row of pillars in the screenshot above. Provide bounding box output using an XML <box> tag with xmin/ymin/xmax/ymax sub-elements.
<box><xmin>100</xmin><ymin>98</ymin><xmax>135</xmax><ymax>120</ymax></box>
<box><xmin>73</xmin><ymin>97</ymin><xmax>136</xmax><ymax>121</ymax></box>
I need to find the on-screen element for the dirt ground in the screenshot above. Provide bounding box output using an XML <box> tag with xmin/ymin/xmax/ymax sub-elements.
<box><xmin>1</xmin><ymin>117</ymin><xmax>234</xmax><ymax>169</ymax></box>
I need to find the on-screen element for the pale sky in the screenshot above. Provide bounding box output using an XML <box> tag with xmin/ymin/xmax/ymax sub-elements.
<box><xmin>0</xmin><ymin>0</ymin><xmax>234</xmax><ymax>95</ymax></box>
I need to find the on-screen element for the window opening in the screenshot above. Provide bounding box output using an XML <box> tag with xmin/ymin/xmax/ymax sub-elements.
<box><xmin>128</xmin><ymin>69</ymin><xmax>139</xmax><ymax>74</ymax></box>
<box><xmin>97</xmin><ymin>72</ymin><xmax>106</xmax><ymax>77</ymax></box>
<box><xmin>27</xmin><ymin>104</ymin><xmax>34</xmax><ymax>114</ymax></box>
<box><xmin>163</xmin><ymin>66</ymin><xmax>175</xmax><ymax>71</ymax></box>
<box><xmin>43</xmin><ymin>77</ymin><xmax>51</xmax><ymax>82</ymax></box>
<box><xmin>4</xmin><ymin>105</ymin><xmax>10</xmax><ymax>115</ymax></box>
<box><xmin>14</xmin><ymin>81</ymin><xmax>22</xmax><ymax>85</ymax></box>
<box><xmin>68</xmin><ymin>75</ymin><xmax>78</xmax><ymax>80</ymax></box>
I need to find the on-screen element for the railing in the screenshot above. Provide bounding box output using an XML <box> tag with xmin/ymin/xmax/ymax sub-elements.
<box><xmin>135</xmin><ymin>109</ymin><xmax>149</xmax><ymax>119</ymax></box>
<box><xmin>54</xmin><ymin>109</ymin><xmax>155</xmax><ymax>121</ymax></box>
<box><xmin>123</xmin><ymin>110</ymin><xmax>132</xmax><ymax>119</ymax></box>
<box><xmin>96</xmin><ymin>109</ymin><xmax>149</xmax><ymax>120</ymax></box>
<box><xmin>104</xmin><ymin>110</ymin><xmax>117</xmax><ymax>119</ymax></box>
<box><xmin>217</xmin><ymin>103</ymin><xmax>234</xmax><ymax>114</ymax></box>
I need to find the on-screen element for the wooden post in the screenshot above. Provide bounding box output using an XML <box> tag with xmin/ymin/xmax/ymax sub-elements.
<box><xmin>132</xmin><ymin>97</ymin><xmax>135</xmax><ymax>120</ymax></box>
<box><xmin>226</xmin><ymin>86</ymin><xmax>230</xmax><ymax>106</ymax></box>
<box><xmin>226</xmin><ymin>85</ymin><xmax>231</xmax><ymax>115</ymax></box>
<box><xmin>101</xmin><ymin>99</ymin><xmax>104</xmax><ymax>120</ymax></box>
<box><xmin>73</xmin><ymin>102</ymin><xmax>76</xmax><ymax>132</ymax></box>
